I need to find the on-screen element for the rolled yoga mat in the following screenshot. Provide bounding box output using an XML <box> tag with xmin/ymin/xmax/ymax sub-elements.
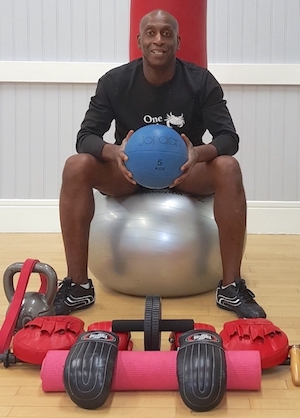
<box><xmin>41</xmin><ymin>349</ymin><xmax>261</xmax><ymax>392</ymax></box>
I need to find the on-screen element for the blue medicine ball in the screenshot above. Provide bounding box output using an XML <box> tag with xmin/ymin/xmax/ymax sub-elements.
<box><xmin>124</xmin><ymin>124</ymin><xmax>188</xmax><ymax>189</ymax></box>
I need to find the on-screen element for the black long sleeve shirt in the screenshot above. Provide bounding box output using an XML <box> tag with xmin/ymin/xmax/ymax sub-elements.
<box><xmin>77</xmin><ymin>58</ymin><xmax>239</xmax><ymax>160</ymax></box>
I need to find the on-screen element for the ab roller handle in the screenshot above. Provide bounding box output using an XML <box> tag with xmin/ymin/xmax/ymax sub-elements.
<box><xmin>112</xmin><ymin>319</ymin><xmax>194</xmax><ymax>332</ymax></box>
<box><xmin>111</xmin><ymin>295</ymin><xmax>194</xmax><ymax>351</ymax></box>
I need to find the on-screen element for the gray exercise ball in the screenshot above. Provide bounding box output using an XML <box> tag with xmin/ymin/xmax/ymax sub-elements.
<box><xmin>88</xmin><ymin>190</ymin><xmax>222</xmax><ymax>297</ymax></box>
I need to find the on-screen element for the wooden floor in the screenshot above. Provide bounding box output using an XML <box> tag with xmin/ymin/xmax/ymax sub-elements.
<box><xmin>0</xmin><ymin>233</ymin><xmax>300</xmax><ymax>417</ymax></box>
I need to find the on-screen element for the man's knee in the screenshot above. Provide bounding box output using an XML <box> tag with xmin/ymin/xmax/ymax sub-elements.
<box><xmin>62</xmin><ymin>154</ymin><xmax>97</xmax><ymax>181</ymax></box>
<box><xmin>207</xmin><ymin>156</ymin><xmax>245</xmax><ymax>194</ymax></box>
<box><xmin>210</xmin><ymin>156</ymin><xmax>242</xmax><ymax>180</ymax></box>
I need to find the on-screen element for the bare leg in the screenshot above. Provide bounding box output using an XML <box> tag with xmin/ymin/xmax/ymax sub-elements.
<box><xmin>59</xmin><ymin>153</ymin><xmax>139</xmax><ymax>284</ymax></box>
<box><xmin>176</xmin><ymin>155</ymin><xmax>265</xmax><ymax>318</ymax></box>
<box><xmin>209</xmin><ymin>158</ymin><xmax>246</xmax><ymax>285</ymax></box>
<box><xmin>59</xmin><ymin>173</ymin><xmax>94</xmax><ymax>284</ymax></box>
<box><xmin>175</xmin><ymin>155</ymin><xmax>246</xmax><ymax>285</ymax></box>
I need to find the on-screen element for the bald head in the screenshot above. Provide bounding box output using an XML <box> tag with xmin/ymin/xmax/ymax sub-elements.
<box><xmin>139</xmin><ymin>9</ymin><xmax>179</xmax><ymax>35</ymax></box>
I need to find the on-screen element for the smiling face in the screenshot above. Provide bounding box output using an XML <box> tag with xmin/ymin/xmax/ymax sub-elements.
<box><xmin>137</xmin><ymin>10</ymin><xmax>181</xmax><ymax>75</ymax></box>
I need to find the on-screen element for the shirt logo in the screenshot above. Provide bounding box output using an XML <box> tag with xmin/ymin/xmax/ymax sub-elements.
<box><xmin>165</xmin><ymin>112</ymin><xmax>185</xmax><ymax>128</ymax></box>
<box><xmin>143</xmin><ymin>112</ymin><xmax>185</xmax><ymax>128</ymax></box>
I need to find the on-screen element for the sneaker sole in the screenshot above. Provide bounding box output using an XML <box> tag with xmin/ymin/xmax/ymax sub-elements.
<box><xmin>55</xmin><ymin>301</ymin><xmax>95</xmax><ymax>316</ymax></box>
<box><xmin>216</xmin><ymin>302</ymin><xmax>245</xmax><ymax>318</ymax></box>
<box><xmin>216</xmin><ymin>302</ymin><xmax>266</xmax><ymax>319</ymax></box>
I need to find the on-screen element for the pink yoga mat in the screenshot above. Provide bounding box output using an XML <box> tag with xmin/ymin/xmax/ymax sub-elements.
<box><xmin>41</xmin><ymin>349</ymin><xmax>261</xmax><ymax>392</ymax></box>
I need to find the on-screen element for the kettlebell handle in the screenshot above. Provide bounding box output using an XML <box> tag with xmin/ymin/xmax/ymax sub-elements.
<box><xmin>3</xmin><ymin>260</ymin><xmax>58</xmax><ymax>306</ymax></box>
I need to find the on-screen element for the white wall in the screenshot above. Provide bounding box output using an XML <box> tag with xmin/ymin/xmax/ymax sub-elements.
<box><xmin>0</xmin><ymin>0</ymin><xmax>300</xmax><ymax>232</ymax></box>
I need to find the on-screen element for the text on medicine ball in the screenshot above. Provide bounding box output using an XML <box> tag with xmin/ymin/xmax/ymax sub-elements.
<box><xmin>137</xmin><ymin>135</ymin><xmax>183</xmax><ymax>147</ymax></box>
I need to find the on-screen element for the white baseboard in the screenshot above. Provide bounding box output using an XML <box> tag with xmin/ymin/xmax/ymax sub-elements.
<box><xmin>0</xmin><ymin>199</ymin><xmax>300</xmax><ymax>234</ymax></box>
<box><xmin>0</xmin><ymin>199</ymin><xmax>60</xmax><ymax>233</ymax></box>
<box><xmin>246</xmin><ymin>201</ymin><xmax>300</xmax><ymax>234</ymax></box>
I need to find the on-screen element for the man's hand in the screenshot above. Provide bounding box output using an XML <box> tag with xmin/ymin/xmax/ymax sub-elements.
<box><xmin>101</xmin><ymin>130</ymin><xmax>137</xmax><ymax>185</ymax></box>
<box><xmin>116</xmin><ymin>130</ymin><xmax>137</xmax><ymax>185</ymax></box>
<box><xmin>169</xmin><ymin>134</ymin><xmax>218</xmax><ymax>188</ymax></box>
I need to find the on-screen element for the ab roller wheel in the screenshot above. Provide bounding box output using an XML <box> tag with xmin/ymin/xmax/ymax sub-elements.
<box><xmin>144</xmin><ymin>295</ymin><xmax>161</xmax><ymax>350</ymax></box>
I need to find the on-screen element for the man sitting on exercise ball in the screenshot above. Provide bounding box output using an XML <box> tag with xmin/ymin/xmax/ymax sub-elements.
<box><xmin>54</xmin><ymin>9</ymin><xmax>266</xmax><ymax>319</ymax></box>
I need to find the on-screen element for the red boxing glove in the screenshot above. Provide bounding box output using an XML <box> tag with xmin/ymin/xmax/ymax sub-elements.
<box><xmin>13</xmin><ymin>315</ymin><xmax>85</xmax><ymax>365</ymax></box>
<box><xmin>220</xmin><ymin>318</ymin><xmax>289</xmax><ymax>369</ymax></box>
<box><xmin>88</xmin><ymin>321</ymin><xmax>133</xmax><ymax>351</ymax></box>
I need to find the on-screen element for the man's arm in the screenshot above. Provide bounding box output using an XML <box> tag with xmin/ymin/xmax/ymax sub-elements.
<box><xmin>200</xmin><ymin>71</ymin><xmax>239</xmax><ymax>156</ymax></box>
<box><xmin>76</xmin><ymin>78</ymin><xmax>115</xmax><ymax>160</ymax></box>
